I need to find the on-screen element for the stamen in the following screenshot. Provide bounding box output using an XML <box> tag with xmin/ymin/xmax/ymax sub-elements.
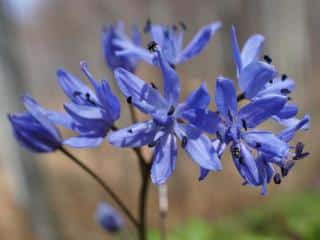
<box><xmin>150</xmin><ymin>82</ymin><xmax>158</xmax><ymax>89</ymax></box>
<box><xmin>263</xmin><ymin>55</ymin><xmax>272</xmax><ymax>64</ymax></box>
<box><xmin>148</xmin><ymin>141</ymin><xmax>157</xmax><ymax>148</ymax></box>
<box><xmin>85</xmin><ymin>92</ymin><xmax>96</xmax><ymax>105</ymax></box>
<box><xmin>169</xmin><ymin>63</ymin><xmax>176</xmax><ymax>69</ymax></box>
<box><xmin>232</xmin><ymin>146</ymin><xmax>240</xmax><ymax>158</ymax></box>
<box><xmin>241</xmin><ymin>119</ymin><xmax>248</xmax><ymax>131</ymax></box>
<box><xmin>216</xmin><ymin>131</ymin><xmax>222</xmax><ymax>142</ymax></box>
<box><xmin>167</xmin><ymin>106</ymin><xmax>175</xmax><ymax>116</ymax></box>
<box><xmin>273</xmin><ymin>173</ymin><xmax>282</xmax><ymax>184</ymax></box>
<box><xmin>281</xmin><ymin>74</ymin><xmax>288</xmax><ymax>81</ymax></box>
<box><xmin>269</xmin><ymin>79</ymin><xmax>273</xmax><ymax>84</ymax></box>
<box><xmin>73</xmin><ymin>91</ymin><xmax>81</xmax><ymax>97</ymax></box>
<box><xmin>280</xmin><ymin>88</ymin><xmax>291</xmax><ymax>95</ymax></box>
<box><xmin>147</xmin><ymin>41</ymin><xmax>158</xmax><ymax>52</ymax></box>
<box><xmin>181</xmin><ymin>136</ymin><xmax>188</xmax><ymax>148</ymax></box>
<box><xmin>255</xmin><ymin>142</ymin><xmax>261</xmax><ymax>148</ymax></box>
<box><xmin>179</xmin><ymin>21</ymin><xmax>187</xmax><ymax>31</ymax></box>
<box><xmin>126</xmin><ymin>96</ymin><xmax>132</xmax><ymax>104</ymax></box>
<box><xmin>128</xmin><ymin>129</ymin><xmax>133</xmax><ymax>133</ymax></box>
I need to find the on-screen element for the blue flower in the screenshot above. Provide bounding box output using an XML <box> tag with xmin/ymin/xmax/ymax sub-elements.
<box><xmin>53</xmin><ymin>62</ymin><xmax>120</xmax><ymax>148</ymax></box>
<box><xmin>8</xmin><ymin>95</ymin><xmax>62</xmax><ymax>153</ymax></box>
<box><xmin>253</xmin><ymin>115</ymin><xmax>310</xmax><ymax>195</ymax></box>
<box><xmin>204</xmin><ymin>77</ymin><xmax>289</xmax><ymax>185</ymax></box>
<box><xmin>102</xmin><ymin>22</ymin><xmax>141</xmax><ymax>73</ymax></box>
<box><xmin>114</xmin><ymin>21</ymin><xmax>222</xmax><ymax>66</ymax></box>
<box><xmin>108</xmin><ymin>49</ymin><xmax>221</xmax><ymax>184</ymax></box>
<box><xmin>96</xmin><ymin>202</ymin><xmax>123</xmax><ymax>233</ymax></box>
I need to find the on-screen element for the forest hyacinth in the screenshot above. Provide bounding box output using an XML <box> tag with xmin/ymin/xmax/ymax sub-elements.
<box><xmin>8</xmin><ymin>20</ymin><xmax>310</xmax><ymax>240</ymax></box>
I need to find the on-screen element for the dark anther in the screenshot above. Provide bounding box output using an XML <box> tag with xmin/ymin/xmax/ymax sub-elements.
<box><xmin>281</xmin><ymin>74</ymin><xmax>288</xmax><ymax>81</ymax></box>
<box><xmin>73</xmin><ymin>91</ymin><xmax>81</xmax><ymax>97</ymax></box>
<box><xmin>167</xmin><ymin>105</ymin><xmax>175</xmax><ymax>116</ymax></box>
<box><xmin>85</xmin><ymin>92</ymin><xmax>90</xmax><ymax>98</ymax></box>
<box><xmin>280</xmin><ymin>88</ymin><xmax>291</xmax><ymax>95</ymax></box>
<box><xmin>255</xmin><ymin>142</ymin><xmax>261</xmax><ymax>148</ymax></box>
<box><xmin>179</xmin><ymin>21</ymin><xmax>187</xmax><ymax>31</ymax></box>
<box><xmin>85</xmin><ymin>92</ymin><xmax>96</xmax><ymax>105</ymax></box>
<box><xmin>281</xmin><ymin>167</ymin><xmax>288</xmax><ymax>177</ymax></box>
<box><xmin>128</xmin><ymin>129</ymin><xmax>133</xmax><ymax>133</ymax></box>
<box><xmin>232</xmin><ymin>146</ymin><xmax>240</xmax><ymax>158</ymax></box>
<box><xmin>242</xmin><ymin>119</ymin><xmax>248</xmax><ymax>131</ymax></box>
<box><xmin>216</xmin><ymin>131</ymin><xmax>222</xmax><ymax>141</ymax></box>
<box><xmin>169</xmin><ymin>63</ymin><xmax>176</xmax><ymax>69</ymax></box>
<box><xmin>181</xmin><ymin>136</ymin><xmax>188</xmax><ymax>148</ymax></box>
<box><xmin>144</xmin><ymin>18</ymin><xmax>151</xmax><ymax>33</ymax></box>
<box><xmin>126</xmin><ymin>96</ymin><xmax>132</xmax><ymax>104</ymax></box>
<box><xmin>287</xmin><ymin>96</ymin><xmax>292</xmax><ymax>101</ymax></box>
<box><xmin>273</xmin><ymin>173</ymin><xmax>282</xmax><ymax>184</ymax></box>
<box><xmin>147</xmin><ymin>41</ymin><xmax>158</xmax><ymax>52</ymax></box>
<box><xmin>293</xmin><ymin>142</ymin><xmax>309</xmax><ymax>160</ymax></box>
<box><xmin>172</xmin><ymin>25</ymin><xmax>178</xmax><ymax>31</ymax></box>
<box><xmin>281</xmin><ymin>160</ymin><xmax>295</xmax><ymax>177</ymax></box>
<box><xmin>269</xmin><ymin>79</ymin><xmax>273</xmax><ymax>84</ymax></box>
<box><xmin>263</xmin><ymin>55</ymin><xmax>272</xmax><ymax>64</ymax></box>
<box><xmin>148</xmin><ymin>141</ymin><xmax>157</xmax><ymax>148</ymax></box>
<box><xmin>293</xmin><ymin>152</ymin><xmax>309</xmax><ymax>160</ymax></box>
<box><xmin>237</xmin><ymin>92</ymin><xmax>246</xmax><ymax>102</ymax></box>
<box><xmin>150</xmin><ymin>82</ymin><xmax>158</xmax><ymax>89</ymax></box>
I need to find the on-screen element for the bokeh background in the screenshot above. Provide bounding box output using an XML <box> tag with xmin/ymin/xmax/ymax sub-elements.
<box><xmin>0</xmin><ymin>0</ymin><xmax>319</xmax><ymax>239</ymax></box>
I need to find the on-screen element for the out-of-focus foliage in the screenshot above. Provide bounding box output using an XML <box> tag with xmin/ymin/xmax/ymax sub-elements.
<box><xmin>150</xmin><ymin>191</ymin><xmax>320</xmax><ymax>240</ymax></box>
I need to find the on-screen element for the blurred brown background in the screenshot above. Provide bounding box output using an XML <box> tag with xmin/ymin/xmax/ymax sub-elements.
<box><xmin>0</xmin><ymin>0</ymin><xmax>319</xmax><ymax>239</ymax></box>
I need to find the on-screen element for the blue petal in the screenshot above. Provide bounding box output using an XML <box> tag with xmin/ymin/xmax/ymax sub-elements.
<box><xmin>215</xmin><ymin>76</ymin><xmax>237</xmax><ymax>117</ymax></box>
<box><xmin>156</xmin><ymin>49</ymin><xmax>180</xmax><ymax>105</ymax></box>
<box><xmin>108</xmin><ymin>121</ymin><xmax>158</xmax><ymax>148</ymax></box>
<box><xmin>23</xmin><ymin>95</ymin><xmax>62</xmax><ymax>142</ymax></box>
<box><xmin>176</xmin><ymin>124</ymin><xmax>221</xmax><ymax>171</ymax></box>
<box><xmin>255</xmin><ymin>77</ymin><xmax>295</xmax><ymax>98</ymax></box>
<box><xmin>46</xmin><ymin>111</ymin><xmax>74</xmax><ymax>129</ymax></box>
<box><xmin>231</xmin><ymin>26</ymin><xmax>242</xmax><ymax>75</ymax></box>
<box><xmin>56</xmin><ymin>69</ymin><xmax>96</xmax><ymax>104</ymax></box>
<box><xmin>63</xmin><ymin>136</ymin><xmax>104</xmax><ymax>148</ymax></box>
<box><xmin>231</xmin><ymin>143</ymin><xmax>259</xmax><ymax>185</ymax></box>
<box><xmin>242</xmin><ymin>130</ymin><xmax>289</xmax><ymax>157</ymax></box>
<box><xmin>241</xmin><ymin>34</ymin><xmax>264</xmax><ymax>68</ymax></box>
<box><xmin>198</xmin><ymin>167</ymin><xmax>210</xmax><ymax>181</ymax></box>
<box><xmin>278</xmin><ymin>115</ymin><xmax>310</xmax><ymax>142</ymax></box>
<box><xmin>178</xmin><ymin>21</ymin><xmax>222</xmax><ymax>63</ymax></box>
<box><xmin>177</xmin><ymin>83</ymin><xmax>210</xmax><ymax>112</ymax></box>
<box><xmin>64</xmin><ymin>103</ymin><xmax>105</xmax><ymax>121</ymax></box>
<box><xmin>238</xmin><ymin>95</ymin><xmax>287</xmax><ymax>128</ymax></box>
<box><xmin>275</xmin><ymin>103</ymin><xmax>298</xmax><ymax>119</ymax></box>
<box><xmin>239</xmin><ymin>61</ymin><xmax>277</xmax><ymax>99</ymax></box>
<box><xmin>150</xmin><ymin>24</ymin><xmax>166</xmax><ymax>46</ymax></box>
<box><xmin>151</xmin><ymin>134</ymin><xmax>177</xmax><ymax>185</ymax></box>
<box><xmin>96</xmin><ymin>202</ymin><xmax>123</xmax><ymax>233</ymax></box>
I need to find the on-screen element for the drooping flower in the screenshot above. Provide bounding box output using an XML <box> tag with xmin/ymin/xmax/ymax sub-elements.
<box><xmin>96</xmin><ymin>202</ymin><xmax>123</xmax><ymax>233</ymax></box>
<box><xmin>102</xmin><ymin>22</ymin><xmax>141</xmax><ymax>73</ymax></box>
<box><xmin>8</xmin><ymin>95</ymin><xmax>62</xmax><ymax>153</ymax></box>
<box><xmin>113</xmin><ymin>21</ymin><xmax>222</xmax><ymax>66</ymax></box>
<box><xmin>108</xmin><ymin>49</ymin><xmax>221</xmax><ymax>184</ymax></box>
<box><xmin>200</xmin><ymin>77</ymin><xmax>289</xmax><ymax>186</ymax></box>
<box><xmin>52</xmin><ymin>61</ymin><xmax>120</xmax><ymax>148</ymax></box>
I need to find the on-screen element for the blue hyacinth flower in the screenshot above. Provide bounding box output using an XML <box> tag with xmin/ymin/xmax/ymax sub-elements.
<box><xmin>113</xmin><ymin>21</ymin><xmax>222</xmax><ymax>66</ymax></box>
<box><xmin>253</xmin><ymin>114</ymin><xmax>310</xmax><ymax>195</ymax></box>
<box><xmin>108</xmin><ymin>49</ymin><xmax>221</xmax><ymax>184</ymax></box>
<box><xmin>102</xmin><ymin>22</ymin><xmax>141</xmax><ymax>73</ymax></box>
<box><xmin>8</xmin><ymin>95</ymin><xmax>62</xmax><ymax>153</ymax></box>
<box><xmin>96</xmin><ymin>202</ymin><xmax>123</xmax><ymax>233</ymax></box>
<box><xmin>53</xmin><ymin>61</ymin><xmax>120</xmax><ymax>148</ymax></box>
<box><xmin>201</xmin><ymin>77</ymin><xmax>289</xmax><ymax>185</ymax></box>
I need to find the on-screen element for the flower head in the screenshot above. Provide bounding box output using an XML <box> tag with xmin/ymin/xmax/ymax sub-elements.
<box><xmin>102</xmin><ymin>22</ymin><xmax>141</xmax><ymax>73</ymax></box>
<box><xmin>8</xmin><ymin>95</ymin><xmax>62</xmax><ymax>152</ymax></box>
<box><xmin>96</xmin><ymin>202</ymin><xmax>123</xmax><ymax>233</ymax></box>
<box><xmin>54</xmin><ymin>62</ymin><xmax>120</xmax><ymax>148</ymax></box>
<box><xmin>114</xmin><ymin>21</ymin><xmax>222</xmax><ymax>66</ymax></box>
<box><xmin>108</xmin><ymin>49</ymin><xmax>221</xmax><ymax>184</ymax></box>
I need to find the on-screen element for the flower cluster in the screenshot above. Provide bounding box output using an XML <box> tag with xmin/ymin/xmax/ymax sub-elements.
<box><xmin>9</xmin><ymin>19</ymin><xmax>310</xmax><ymax>199</ymax></box>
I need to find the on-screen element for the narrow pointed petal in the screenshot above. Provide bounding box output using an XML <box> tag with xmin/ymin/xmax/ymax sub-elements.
<box><xmin>156</xmin><ymin>49</ymin><xmax>180</xmax><ymax>105</ymax></box>
<box><xmin>151</xmin><ymin>134</ymin><xmax>177</xmax><ymax>184</ymax></box>
<box><xmin>179</xmin><ymin>21</ymin><xmax>222</xmax><ymax>63</ymax></box>
<box><xmin>215</xmin><ymin>76</ymin><xmax>237</xmax><ymax>117</ymax></box>
<box><xmin>241</xmin><ymin>34</ymin><xmax>265</xmax><ymax>68</ymax></box>
<box><xmin>231</xmin><ymin>26</ymin><xmax>242</xmax><ymax>74</ymax></box>
<box><xmin>64</xmin><ymin>136</ymin><xmax>104</xmax><ymax>148</ymax></box>
<box><xmin>64</xmin><ymin>103</ymin><xmax>104</xmax><ymax>121</ymax></box>
<box><xmin>242</xmin><ymin>130</ymin><xmax>289</xmax><ymax>157</ymax></box>
<box><xmin>108</xmin><ymin>121</ymin><xmax>158</xmax><ymax>148</ymax></box>
<box><xmin>56</xmin><ymin>69</ymin><xmax>95</xmax><ymax>104</ymax></box>
<box><xmin>239</xmin><ymin>61</ymin><xmax>277</xmax><ymax>98</ymax></box>
<box><xmin>275</xmin><ymin>103</ymin><xmax>298</xmax><ymax>120</ymax></box>
<box><xmin>198</xmin><ymin>167</ymin><xmax>210</xmax><ymax>181</ymax></box>
<box><xmin>231</xmin><ymin>143</ymin><xmax>259</xmax><ymax>185</ymax></box>
<box><xmin>238</xmin><ymin>95</ymin><xmax>287</xmax><ymax>128</ymax></box>
<box><xmin>278</xmin><ymin>115</ymin><xmax>310</xmax><ymax>142</ymax></box>
<box><xmin>46</xmin><ymin>111</ymin><xmax>73</xmax><ymax>129</ymax></box>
